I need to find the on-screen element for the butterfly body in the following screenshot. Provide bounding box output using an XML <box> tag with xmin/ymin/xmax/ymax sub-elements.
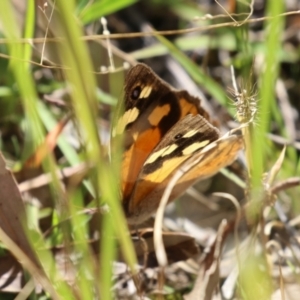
<box><xmin>112</xmin><ymin>63</ymin><xmax>242</xmax><ymax>224</ymax></box>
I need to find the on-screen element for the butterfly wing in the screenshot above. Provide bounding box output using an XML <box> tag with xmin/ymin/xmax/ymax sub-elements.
<box><xmin>127</xmin><ymin>133</ymin><xmax>242</xmax><ymax>224</ymax></box>
<box><xmin>111</xmin><ymin>64</ymin><xmax>211</xmax><ymax>203</ymax></box>
<box><xmin>175</xmin><ymin>134</ymin><xmax>243</xmax><ymax>187</ymax></box>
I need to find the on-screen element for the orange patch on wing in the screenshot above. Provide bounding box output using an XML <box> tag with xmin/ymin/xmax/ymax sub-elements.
<box><xmin>121</xmin><ymin>127</ymin><xmax>162</xmax><ymax>201</ymax></box>
<box><xmin>179</xmin><ymin>98</ymin><xmax>199</xmax><ymax>117</ymax></box>
<box><xmin>148</xmin><ymin>104</ymin><xmax>171</xmax><ymax>126</ymax></box>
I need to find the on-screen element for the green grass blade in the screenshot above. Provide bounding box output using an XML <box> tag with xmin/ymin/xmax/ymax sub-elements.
<box><xmin>155</xmin><ymin>34</ymin><xmax>229</xmax><ymax>106</ymax></box>
<box><xmin>79</xmin><ymin>0</ymin><xmax>139</xmax><ymax>25</ymax></box>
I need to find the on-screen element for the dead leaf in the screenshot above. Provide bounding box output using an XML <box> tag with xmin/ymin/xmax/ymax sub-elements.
<box><xmin>0</xmin><ymin>151</ymin><xmax>40</xmax><ymax>267</ymax></box>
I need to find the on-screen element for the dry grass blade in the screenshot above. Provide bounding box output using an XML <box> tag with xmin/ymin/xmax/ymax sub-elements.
<box><xmin>266</xmin><ymin>146</ymin><xmax>286</xmax><ymax>187</ymax></box>
<box><xmin>18</xmin><ymin>162</ymin><xmax>91</xmax><ymax>193</ymax></box>
<box><xmin>271</xmin><ymin>177</ymin><xmax>300</xmax><ymax>195</ymax></box>
<box><xmin>184</xmin><ymin>220</ymin><xmax>228</xmax><ymax>300</ymax></box>
<box><xmin>24</xmin><ymin>114</ymin><xmax>71</xmax><ymax>168</ymax></box>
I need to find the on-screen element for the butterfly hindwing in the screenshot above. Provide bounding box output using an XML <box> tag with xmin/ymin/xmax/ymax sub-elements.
<box><xmin>126</xmin><ymin>114</ymin><xmax>219</xmax><ymax>211</ymax></box>
<box><xmin>126</xmin><ymin>134</ymin><xmax>242</xmax><ymax>224</ymax></box>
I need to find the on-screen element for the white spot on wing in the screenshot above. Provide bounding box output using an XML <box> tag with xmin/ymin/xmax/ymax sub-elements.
<box><xmin>140</xmin><ymin>86</ymin><xmax>152</xmax><ymax>98</ymax></box>
<box><xmin>182</xmin><ymin>140</ymin><xmax>210</xmax><ymax>155</ymax></box>
<box><xmin>113</xmin><ymin>107</ymin><xmax>139</xmax><ymax>136</ymax></box>
<box><xmin>145</xmin><ymin>144</ymin><xmax>178</xmax><ymax>164</ymax></box>
<box><xmin>182</xmin><ymin>129</ymin><xmax>198</xmax><ymax>138</ymax></box>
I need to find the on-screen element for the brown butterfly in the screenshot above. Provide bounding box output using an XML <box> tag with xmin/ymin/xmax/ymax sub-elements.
<box><xmin>112</xmin><ymin>64</ymin><xmax>242</xmax><ymax>224</ymax></box>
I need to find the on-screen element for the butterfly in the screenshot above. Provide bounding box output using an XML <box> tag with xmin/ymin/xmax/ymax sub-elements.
<box><xmin>111</xmin><ymin>63</ymin><xmax>243</xmax><ymax>224</ymax></box>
